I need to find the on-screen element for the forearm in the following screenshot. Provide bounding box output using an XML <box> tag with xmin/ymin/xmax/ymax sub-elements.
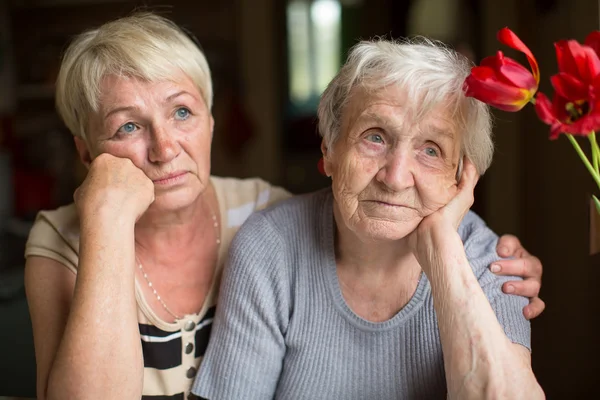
<box><xmin>47</xmin><ymin>218</ymin><xmax>143</xmax><ymax>400</ymax></box>
<box><xmin>428</xmin><ymin>234</ymin><xmax>543</xmax><ymax>399</ymax></box>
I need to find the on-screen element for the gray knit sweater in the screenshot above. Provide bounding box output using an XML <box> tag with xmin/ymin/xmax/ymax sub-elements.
<box><xmin>192</xmin><ymin>189</ymin><xmax>530</xmax><ymax>400</ymax></box>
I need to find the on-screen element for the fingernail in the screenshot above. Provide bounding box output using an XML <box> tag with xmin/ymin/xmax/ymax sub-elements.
<box><xmin>490</xmin><ymin>264</ymin><xmax>501</xmax><ymax>273</ymax></box>
<box><xmin>505</xmin><ymin>284</ymin><xmax>515</xmax><ymax>293</ymax></box>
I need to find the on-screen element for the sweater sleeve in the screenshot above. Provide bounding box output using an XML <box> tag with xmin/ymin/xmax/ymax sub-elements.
<box><xmin>460</xmin><ymin>211</ymin><xmax>531</xmax><ymax>351</ymax></box>
<box><xmin>192</xmin><ymin>212</ymin><xmax>290</xmax><ymax>400</ymax></box>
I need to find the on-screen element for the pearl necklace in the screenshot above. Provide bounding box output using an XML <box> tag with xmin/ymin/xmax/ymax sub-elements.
<box><xmin>137</xmin><ymin>200</ymin><xmax>221</xmax><ymax>322</ymax></box>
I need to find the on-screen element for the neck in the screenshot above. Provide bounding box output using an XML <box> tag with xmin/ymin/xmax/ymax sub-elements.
<box><xmin>333</xmin><ymin>202</ymin><xmax>420</xmax><ymax>278</ymax></box>
<box><xmin>134</xmin><ymin>184</ymin><xmax>219</xmax><ymax>268</ymax></box>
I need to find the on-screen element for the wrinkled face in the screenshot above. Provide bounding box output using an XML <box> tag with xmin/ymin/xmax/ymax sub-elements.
<box><xmin>324</xmin><ymin>85</ymin><xmax>462</xmax><ymax>241</ymax></box>
<box><xmin>83</xmin><ymin>72</ymin><xmax>214</xmax><ymax>212</ymax></box>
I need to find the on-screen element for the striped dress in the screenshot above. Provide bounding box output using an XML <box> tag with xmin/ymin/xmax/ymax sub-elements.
<box><xmin>24</xmin><ymin>176</ymin><xmax>292</xmax><ymax>399</ymax></box>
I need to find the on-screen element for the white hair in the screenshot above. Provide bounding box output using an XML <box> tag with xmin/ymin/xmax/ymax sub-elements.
<box><xmin>55</xmin><ymin>12</ymin><xmax>213</xmax><ymax>140</ymax></box>
<box><xmin>317</xmin><ymin>37</ymin><xmax>493</xmax><ymax>174</ymax></box>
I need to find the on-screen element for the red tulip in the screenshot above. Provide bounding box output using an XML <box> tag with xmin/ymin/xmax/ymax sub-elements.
<box><xmin>534</xmin><ymin>92</ymin><xmax>600</xmax><ymax>139</ymax></box>
<box><xmin>464</xmin><ymin>28</ymin><xmax>540</xmax><ymax>111</ymax></box>
<box><xmin>552</xmin><ymin>39</ymin><xmax>600</xmax><ymax>100</ymax></box>
<box><xmin>534</xmin><ymin>32</ymin><xmax>600</xmax><ymax>139</ymax></box>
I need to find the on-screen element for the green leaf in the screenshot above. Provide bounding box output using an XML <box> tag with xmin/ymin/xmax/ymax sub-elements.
<box><xmin>593</xmin><ymin>195</ymin><xmax>600</xmax><ymax>216</ymax></box>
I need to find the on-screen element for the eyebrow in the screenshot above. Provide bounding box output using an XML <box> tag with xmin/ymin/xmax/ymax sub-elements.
<box><xmin>103</xmin><ymin>91</ymin><xmax>195</xmax><ymax>120</ymax></box>
<box><xmin>104</xmin><ymin>106</ymin><xmax>137</xmax><ymax>120</ymax></box>
<box><xmin>357</xmin><ymin>112</ymin><xmax>455</xmax><ymax>140</ymax></box>
<box><xmin>165</xmin><ymin>90</ymin><xmax>194</xmax><ymax>103</ymax></box>
<box><xmin>426</xmin><ymin>125</ymin><xmax>455</xmax><ymax>140</ymax></box>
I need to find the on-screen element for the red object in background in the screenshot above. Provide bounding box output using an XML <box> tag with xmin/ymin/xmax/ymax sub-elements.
<box><xmin>1</xmin><ymin>116</ymin><xmax>55</xmax><ymax>217</ymax></box>
<box><xmin>317</xmin><ymin>157</ymin><xmax>326</xmax><ymax>176</ymax></box>
<box><xmin>223</xmin><ymin>94</ymin><xmax>255</xmax><ymax>156</ymax></box>
<box><xmin>12</xmin><ymin>168</ymin><xmax>55</xmax><ymax>218</ymax></box>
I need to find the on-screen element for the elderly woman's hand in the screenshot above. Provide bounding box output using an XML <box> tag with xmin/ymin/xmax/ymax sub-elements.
<box><xmin>74</xmin><ymin>153</ymin><xmax>155</xmax><ymax>223</ymax></box>
<box><xmin>408</xmin><ymin>157</ymin><xmax>479</xmax><ymax>275</ymax></box>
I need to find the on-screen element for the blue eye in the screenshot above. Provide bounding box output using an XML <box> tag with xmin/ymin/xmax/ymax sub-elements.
<box><xmin>118</xmin><ymin>122</ymin><xmax>137</xmax><ymax>134</ymax></box>
<box><xmin>175</xmin><ymin>107</ymin><xmax>190</xmax><ymax>120</ymax></box>
<box><xmin>366</xmin><ymin>134</ymin><xmax>384</xmax><ymax>144</ymax></box>
<box><xmin>424</xmin><ymin>147</ymin><xmax>438</xmax><ymax>157</ymax></box>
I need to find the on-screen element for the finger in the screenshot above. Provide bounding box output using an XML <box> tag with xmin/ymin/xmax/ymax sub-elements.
<box><xmin>496</xmin><ymin>234</ymin><xmax>530</xmax><ymax>258</ymax></box>
<box><xmin>445</xmin><ymin>157</ymin><xmax>478</xmax><ymax>223</ymax></box>
<box><xmin>73</xmin><ymin>186</ymin><xmax>81</xmax><ymax>202</ymax></box>
<box><xmin>502</xmin><ymin>279</ymin><xmax>541</xmax><ymax>298</ymax></box>
<box><xmin>456</xmin><ymin>156</ymin><xmax>479</xmax><ymax>193</ymax></box>
<box><xmin>523</xmin><ymin>297</ymin><xmax>546</xmax><ymax>320</ymax></box>
<box><xmin>490</xmin><ymin>256</ymin><xmax>542</xmax><ymax>279</ymax></box>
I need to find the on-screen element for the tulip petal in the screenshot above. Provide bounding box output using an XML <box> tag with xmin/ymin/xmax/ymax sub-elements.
<box><xmin>496</xmin><ymin>57</ymin><xmax>538</xmax><ymax>90</ymax></box>
<box><xmin>481</xmin><ymin>52</ymin><xmax>537</xmax><ymax>89</ymax></box>
<box><xmin>555</xmin><ymin>40</ymin><xmax>581</xmax><ymax>77</ymax></box>
<box><xmin>585</xmin><ymin>31</ymin><xmax>600</xmax><ymax>58</ymax></box>
<box><xmin>534</xmin><ymin>92</ymin><xmax>557</xmax><ymax>125</ymax></box>
<box><xmin>550</xmin><ymin>72</ymin><xmax>589</xmax><ymax>101</ymax></box>
<box><xmin>464</xmin><ymin>67</ymin><xmax>532</xmax><ymax>111</ymax></box>
<box><xmin>555</xmin><ymin>40</ymin><xmax>600</xmax><ymax>84</ymax></box>
<box><xmin>581</xmin><ymin>46</ymin><xmax>600</xmax><ymax>81</ymax></box>
<box><xmin>498</xmin><ymin>27</ymin><xmax>540</xmax><ymax>83</ymax></box>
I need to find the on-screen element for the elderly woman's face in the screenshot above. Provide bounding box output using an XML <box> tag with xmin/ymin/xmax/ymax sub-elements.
<box><xmin>84</xmin><ymin>72</ymin><xmax>214</xmax><ymax>211</ymax></box>
<box><xmin>325</xmin><ymin>85</ymin><xmax>462</xmax><ymax>241</ymax></box>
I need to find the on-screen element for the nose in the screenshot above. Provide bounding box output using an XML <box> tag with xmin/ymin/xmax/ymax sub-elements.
<box><xmin>148</xmin><ymin>124</ymin><xmax>180</xmax><ymax>164</ymax></box>
<box><xmin>375</xmin><ymin>148</ymin><xmax>415</xmax><ymax>191</ymax></box>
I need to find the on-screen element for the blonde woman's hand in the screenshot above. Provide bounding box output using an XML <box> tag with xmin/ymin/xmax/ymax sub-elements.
<box><xmin>74</xmin><ymin>153</ymin><xmax>155</xmax><ymax>224</ymax></box>
<box><xmin>408</xmin><ymin>157</ymin><xmax>479</xmax><ymax>275</ymax></box>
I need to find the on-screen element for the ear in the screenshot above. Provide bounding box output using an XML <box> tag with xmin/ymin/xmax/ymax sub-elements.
<box><xmin>320</xmin><ymin>139</ymin><xmax>332</xmax><ymax>177</ymax></box>
<box><xmin>74</xmin><ymin>136</ymin><xmax>92</xmax><ymax>169</ymax></box>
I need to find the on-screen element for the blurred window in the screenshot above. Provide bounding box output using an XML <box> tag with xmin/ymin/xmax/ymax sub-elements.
<box><xmin>287</xmin><ymin>0</ymin><xmax>341</xmax><ymax>115</ymax></box>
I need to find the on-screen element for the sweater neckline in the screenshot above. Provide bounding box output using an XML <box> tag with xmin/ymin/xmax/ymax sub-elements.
<box><xmin>320</xmin><ymin>189</ymin><xmax>428</xmax><ymax>331</ymax></box>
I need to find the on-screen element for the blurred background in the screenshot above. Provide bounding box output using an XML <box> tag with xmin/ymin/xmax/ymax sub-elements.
<box><xmin>0</xmin><ymin>0</ymin><xmax>599</xmax><ymax>398</ymax></box>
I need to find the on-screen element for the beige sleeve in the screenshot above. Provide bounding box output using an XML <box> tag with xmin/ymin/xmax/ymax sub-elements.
<box><xmin>266</xmin><ymin>185</ymin><xmax>293</xmax><ymax>207</ymax></box>
<box><xmin>25</xmin><ymin>217</ymin><xmax>79</xmax><ymax>275</ymax></box>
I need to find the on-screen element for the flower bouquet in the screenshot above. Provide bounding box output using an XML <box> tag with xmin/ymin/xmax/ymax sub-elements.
<box><xmin>463</xmin><ymin>27</ymin><xmax>600</xmax><ymax>214</ymax></box>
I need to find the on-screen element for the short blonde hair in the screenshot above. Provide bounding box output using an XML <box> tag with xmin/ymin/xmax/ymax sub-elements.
<box><xmin>318</xmin><ymin>38</ymin><xmax>493</xmax><ymax>174</ymax></box>
<box><xmin>55</xmin><ymin>12</ymin><xmax>213</xmax><ymax>139</ymax></box>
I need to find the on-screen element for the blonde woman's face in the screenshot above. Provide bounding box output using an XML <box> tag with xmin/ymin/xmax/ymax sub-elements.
<box><xmin>83</xmin><ymin>72</ymin><xmax>214</xmax><ymax>212</ymax></box>
<box><xmin>323</xmin><ymin>85</ymin><xmax>462</xmax><ymax>242</ymax></box>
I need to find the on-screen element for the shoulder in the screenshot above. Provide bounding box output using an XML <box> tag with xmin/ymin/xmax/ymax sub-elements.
<box><xmin>251</xmin><ymin>188</ymin><xmax>329</xmax><ymax>232</ymax></box>
<box><xmin>25</xmin><ymin>203</ymin><xmax>80</xmax><ymax>273</ymax></box>
<box><xmin>211</xmin><ymin>176</ymin><xmax>292</xmax><ymax>229</ymax></box>
<box><xmin>231</xmin><ymin>189</ymin><xmax>329</xmax><ymax>256</ymax></box>
<box><xmin>458</xmin><ymin>210</ymin><xmax>500</xmax><ymax>272</ymax></box>
<box><xmin>211</xmin><ymin>176</ymin><xmax>292</xmax><ymax>209</ymax></box>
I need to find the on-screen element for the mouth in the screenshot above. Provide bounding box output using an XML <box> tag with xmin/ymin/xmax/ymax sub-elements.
<box><xmin>152</xmin><ymin>171</ymin><xmax>188</xmax><ymax>185</ymax></box>
<box><xmin>364</xmin><ymin>200</ymin><xmax>416</xmax><ymax>210</ymax></box>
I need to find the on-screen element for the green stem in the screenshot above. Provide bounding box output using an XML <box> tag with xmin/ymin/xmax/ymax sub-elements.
<box><xmin>567</xmin><ymin>134</ymin><xmax>600</xmax><ymax>190</ymax></box>
<box><xmin>589</xmin><ymin>132</ymin><xmax>599</xmax><ymax>173</ymax></box>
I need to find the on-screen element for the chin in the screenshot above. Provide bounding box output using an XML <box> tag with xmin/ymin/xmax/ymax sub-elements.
<box><xmin>354</xmin><ymin>218</ymin><xmax>421</xmax><ymax>242</ymax></box>
<box><xmin>151</xmin><ymin>187</ymin><xmax>201</xmax><ymax>212</ymax></box>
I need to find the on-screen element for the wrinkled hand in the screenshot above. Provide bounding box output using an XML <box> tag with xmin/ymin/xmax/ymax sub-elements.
<box><xmin>74</xmin><ymin>153</ymin><xmax>155</xmax><ymax>223</ymax></box>
<box><xmin>409</xmin><ymin>157</ymin><xmax>479</xmax><ymax>275</ymax></box>
<box><xmin>491</xmin><ymin>235</ymin><xmax>545</xmax><ymax>320</ymax></box>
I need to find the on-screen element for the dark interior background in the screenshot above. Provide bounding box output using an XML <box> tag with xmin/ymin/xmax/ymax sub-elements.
<box><xmin>1</xmin><ymin>0</ymin><xmax>599</xmax><ymax>398</ymax></box>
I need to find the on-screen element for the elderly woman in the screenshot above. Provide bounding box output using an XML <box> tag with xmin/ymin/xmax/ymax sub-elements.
<box><xmin>24</xmin><ymin>12</ymin><xmax>542</xmax><ymax>400</ymax></box>
<box><xmin>192</xmin><ymin>39</ymin><xmax>545</xmax><ymax>399</ymax></box>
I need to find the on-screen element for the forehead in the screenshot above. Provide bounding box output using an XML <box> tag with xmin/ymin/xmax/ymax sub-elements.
<box><xmin>343</xmin><ymin>85</ymin><xmax>459</xmax><ymax>137</ymax></box>
<box><xmin>98</xmin><ymin>73</ymin><xmax>200</xmax><ymax>108</ymax></box>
